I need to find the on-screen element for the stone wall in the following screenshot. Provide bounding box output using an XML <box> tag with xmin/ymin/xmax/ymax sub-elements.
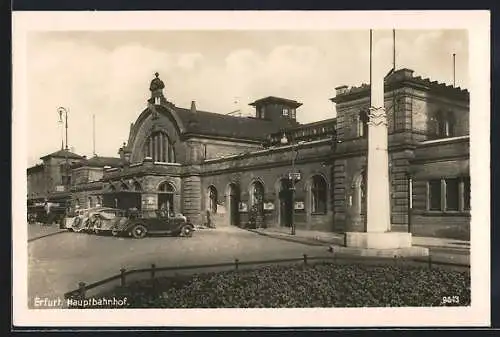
<box><xmin>200</xmin><ymin>142</ymin><xmax>334</xmax><ymax>231</ymax></box>
<box><xmin>410</xmin><ymin>138</ymin><xmax>470</xmax><ymax>239</ymax></box>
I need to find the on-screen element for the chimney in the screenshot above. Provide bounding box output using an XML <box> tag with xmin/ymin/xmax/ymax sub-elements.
<box><xmin>191</xmin><ymin>100</ymin><xmax>197</xmax><ymax>113</ymax></box>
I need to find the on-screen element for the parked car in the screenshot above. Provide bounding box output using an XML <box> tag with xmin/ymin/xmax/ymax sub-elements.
<box><xmin>87</xmin><ymin>207</ymin><xmax>128</xmax><ymax>234</ymax></box>
<box><xmin>28</xmin><ymin>202</ymin><xmax>66</xmax><ymax>225</ymax></box>
<box><xmin>61</xmin><ymin>207</ymin><xmax>106</xmax><ymax>232</ymax></box>
<box><xmin>110</xmin><ymin>210</ymin><xmax>195</xmax><ymax>239</ymax></box>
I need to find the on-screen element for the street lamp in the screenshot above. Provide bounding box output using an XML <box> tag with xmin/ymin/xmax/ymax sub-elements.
<box><xmin>280</xmin><ymin>132</ymin><xmax>299</xmax><ymax>235</ymax></box>
<box><xmin>57</xmin><ymin>107</ymin><xmax>70</xmax><ymax>193</ymax></box>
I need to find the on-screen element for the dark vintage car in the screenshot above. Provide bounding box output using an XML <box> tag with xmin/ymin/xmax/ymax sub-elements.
<box><xmin>109</xmin><ymin>210</ymin><xmax>195</xmax><ymax>239</ymax></box>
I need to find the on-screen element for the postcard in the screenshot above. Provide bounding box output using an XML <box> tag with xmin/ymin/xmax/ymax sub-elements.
<box><xmin>13</xmin><ymin>10</ymin><xmax>490</xmax><ymax>327</ymax></box>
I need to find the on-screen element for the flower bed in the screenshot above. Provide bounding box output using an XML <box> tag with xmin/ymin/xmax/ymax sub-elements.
<box><xmin>90</xmin><ymin>262</ymin><xmax>470</xmax><ymax>308</ymax></box>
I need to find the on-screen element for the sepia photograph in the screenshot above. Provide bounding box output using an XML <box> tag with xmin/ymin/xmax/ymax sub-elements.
<box><xmin>12</xmin><ymin>11</ymin><xmax>490</xmax><ymax>327</ymax></box>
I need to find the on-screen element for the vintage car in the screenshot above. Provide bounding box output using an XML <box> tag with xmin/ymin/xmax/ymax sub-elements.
<box><xmin>60</xmin><ymin>208</ymin><xmax>94</xmax><ymax>232</ymax></box>
<box><xmin>110</xmin><ymin>210</ymin><xmax>195</xmax><ymax>239</ymax></box>
<box><xmin>60</xmin><ymin>207</ymin><xmax>124</xmax><ymax>233</ymax></box>
<box><xmin>87</xmin><ymin>208</ymin><xmax>128</xmax><ymax>234</ymax></box>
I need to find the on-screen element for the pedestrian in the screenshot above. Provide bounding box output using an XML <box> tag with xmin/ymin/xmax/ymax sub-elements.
<box><xmin>206</xmin><ymin>209</ymin><xmax>212</xmax><ymax>228</ymax></box>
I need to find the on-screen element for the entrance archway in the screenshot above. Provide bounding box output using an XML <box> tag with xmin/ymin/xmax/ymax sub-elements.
<box><xmin>207</xmin><ymin>185</ymin><xmax>218</xmax><ymax>214</ymax></box>
<box><xmin>278</xmin><ymin>178</ymin><xmax>293</xmax><ymax>227</ymax></box>
<box><xmin>249</xmin><ymin>180</ymin><xmax>265</xmax><ymax>227</ymax></box>
<box><xmin>226</xmin><ymin>183</ymin><xmax>240</xmax><ymax>226</ymax></box>
<box><xmin>348</xmin><ymin>169</ymin><xmax>366</xmax><ymax>231</ymax></box>
<box><xmin>158</xmin><ymin>181</ymin><xmax>175</xmax><ymax>214</ymax></box>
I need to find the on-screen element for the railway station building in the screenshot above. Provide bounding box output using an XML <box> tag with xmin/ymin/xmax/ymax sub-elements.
<box><xmin>28</xmin><ymin>69</ymin><xmax>470</xmax><ymax>239</ymax></box>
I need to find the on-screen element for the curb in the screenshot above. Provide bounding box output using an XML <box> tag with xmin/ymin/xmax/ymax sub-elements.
<box><xmin>246</xmin><ymin>229</ymin><xmax>328</xmax><ymax>247</ymax></box>
<box><xmin>28</xmin><ymin>229</ymin><xmax>68</xmax><ymax>242</ymax></box>
<box><xmin>247</xmin><ymin>229</ymin><xmax>469</xmax><ymax>251</ymax></box>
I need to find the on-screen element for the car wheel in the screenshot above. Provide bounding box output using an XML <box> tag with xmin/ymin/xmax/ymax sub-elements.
<box><xmin>131</xmin><ymin>224</ymin><xmax>147</xmax><ymax>239</ymax></box>
<box><xmin>181</xmin><ymin>225</ymin><xmax>193</xmax><ymax>237</ymax></box>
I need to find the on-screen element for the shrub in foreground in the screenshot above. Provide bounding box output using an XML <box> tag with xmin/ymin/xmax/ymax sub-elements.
<box><xmin>88</xmin><ymin>263</ymin><xmax>470</xmax><ymax>308</ymax></box>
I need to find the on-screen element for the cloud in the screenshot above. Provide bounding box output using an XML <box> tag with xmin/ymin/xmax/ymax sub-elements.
<box><xmin>25</xmin><ymin>30</ymin><xmax>468</xmax><ymax>167</ymax></box>
<box><xmin>177</xmin><ymin>52</ymin><xmax>204</xmax><ymax>70</ymax></box>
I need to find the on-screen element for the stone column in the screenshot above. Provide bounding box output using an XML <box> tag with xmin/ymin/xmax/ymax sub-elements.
<box><xmin>332</xmin><ymin>30</ymin><xmax>428</xmax><ymax>257</ymax></box>
<box><xmin>366</xmin><ymin>67</ymin><xmax>391</xmax><ymax>233</ymax></box>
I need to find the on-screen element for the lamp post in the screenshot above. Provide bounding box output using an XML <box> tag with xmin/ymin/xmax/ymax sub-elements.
<box><xmin>57</xmin><ymin>107</ymin><xmax>69</xmax><ymax>193</ymax></box>
<box><xmin>407</xmin><ymin>171</ymin><xmax>413</xmax><ymax>233</ymax></box>
<box><xmin>280</xmin><ymin>132</ymin><xmax>298</xmax><ymax>235</ymax></box>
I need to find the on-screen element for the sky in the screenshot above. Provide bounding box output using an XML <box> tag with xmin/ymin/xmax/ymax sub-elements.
<box><xmin>26</xmin><ymin>29</ymin><xmax>468</xmax><ymax>166</ymax></box>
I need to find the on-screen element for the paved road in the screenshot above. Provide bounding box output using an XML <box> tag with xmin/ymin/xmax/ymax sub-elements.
<box><xmin>27</xmin><ymin>225</ymin><xmax>470</xmax><ymax>308</ymax></box>
<box><xmin>28</xmin><ymin>226</ymin><xmax>330</xmax><ymax>303</ymax></box>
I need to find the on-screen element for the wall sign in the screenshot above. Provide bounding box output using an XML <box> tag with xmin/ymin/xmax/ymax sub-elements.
<box><xmin>294</xmin><ymin>201</ymin><xmax>305</xmax><ymax>210</ymax></box>
<box><xmin>263</xmin><ymin>202</ymin><xmax>275</xmax><ymax>210</ymax></box>
<box><xmin>238</xmin><ymin>202</ymin><xmax>248</xmax><ymax>212</ymax></box>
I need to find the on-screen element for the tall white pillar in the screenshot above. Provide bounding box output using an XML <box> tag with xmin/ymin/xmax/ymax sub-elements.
<box><xmin>334</xmin><ymin>30</ymin><xmax>428</xmax><ymax>257</ymax></box>
<box><xmin>366</xmin><ymin>58</ymin><xmax>391</xmax><ymax>233</ymax></box>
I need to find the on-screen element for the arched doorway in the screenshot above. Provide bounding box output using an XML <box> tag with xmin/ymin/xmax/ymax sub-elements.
<box><xmin>249</xmin><ymin>180</ymin><xmax>265</xmax><ymax>228</ymax></box>
<box><xmin>226</xmin><ymin>183</ymin><xmax>240</xmax><ymax>226</ymax></box>
<box><xmin>278</xmin><ymin>178</ymin><xmax>293</xmax><ymax>227</ymax></box>
<box><xmin>348</xmin><ymin>169</ymin><xmax>367</xmax><ymax>231</ymax></box>
<box><xmin>158</xmin><ymin>181</ymin><xmax>175</xmax><ymax>214</ymax></box>
<box><xmin>310</xmin><ymin>175</ymin><xmax>327</xmax><ymax>214</ymax></box>
<box><xmin>207</xmin><ymin>185</ymin><xmax>218</xmax><ymax>214</ymax></box>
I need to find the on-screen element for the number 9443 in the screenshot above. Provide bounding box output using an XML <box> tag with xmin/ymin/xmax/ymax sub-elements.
<box><xmin>442</xmin><ymin>296</ymin><xmax>460</xmax><ymax>305</ymax></box>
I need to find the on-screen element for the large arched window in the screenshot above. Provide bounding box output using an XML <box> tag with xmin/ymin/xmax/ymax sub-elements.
<box><xmin>158</xmin><ymin>181</ymin><xmax>175</xmax><ymax>193</ymax></box>
<box><xmin>433</xmin><ymin>111</ymin><xmax>455</xmax><ymax>138</ymax></box>
<box><xmin>311</xmin><ymin>175</ymin><xmax>327</xmax><ymax>214</ymax></box>
<box><xmin>143</xmin><ymin>131</ymin><xmax>176</xmax><ymax>163</ymax></box>
<box><xmin>207</xmin><ymin>186</ymin><xmax>218</xmax><ymax>214</ymax></box>
<box><xmin>158</xmin><ymin>181</ymin><xmax>175</xmax><ymax>214</ymax></box>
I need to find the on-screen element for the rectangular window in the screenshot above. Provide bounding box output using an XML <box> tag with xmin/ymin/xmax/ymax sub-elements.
<box><xmin>428</xmin><ymin>179</ymin><xmax>442</xmax><ymax>211</ymax></box>
<box><xmin>445</xmin><ymin>178</ymin><xmax>460</xmax><ymax>211</ymax></box>
<box><xmin>463</xmin><ymin>177</ymin><xmax>471</xmax><ymax>210</ymax></box>
<box><xmin>282</xmin><ymin>108</ymin><xmax>289</xmax><ymax>117</ymax></box>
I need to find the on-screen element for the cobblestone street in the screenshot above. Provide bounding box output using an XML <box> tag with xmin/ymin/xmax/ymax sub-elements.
<box><xmin>28</xmin><ymin>225</ymin><xmax>331</xmax><ymax>304</ymax></box>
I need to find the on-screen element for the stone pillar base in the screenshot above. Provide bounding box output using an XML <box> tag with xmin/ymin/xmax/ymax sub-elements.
<box><xmin>345</xmin><ymin>232</ymin><xmax>412</xmax><ymax>249</ymax></box>
<box><xmin>330</xmin><ymin>232</ymin><xmax>429</xmax><ymax>257</ymax></box>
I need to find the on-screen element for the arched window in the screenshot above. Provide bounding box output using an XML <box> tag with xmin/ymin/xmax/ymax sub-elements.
<box><xmin>433</xmin><ymin>111</ymin><xmax>455</xmax><ymax>138</ymax></box>
<box><xmin>132</xmin><ymin>181</ymin><xmax>142</xmax><ymax>192</ymax></box>
<box><xmin>158</xmin><ymin>181</ymin><xmax>175</xmax><ymax>193</ymax></box>
<box><xmin>358</xmin><ymin>109</ymin><xmax>369</xmax><ymax>138</ymax></box>
<box><xmin>311</xmin><ymin>175</ymin><xmax>327</xmax><ymax>214</ymax></box>
<box><xmin>207</xmin><ymin>186</ymin><xmax>218</xmax><ymax>214</ymax></box>
<box><xmin>158</xmin><ymin>181</ymin><xmax>175</xmax><ymax>214</ymax></box>
<box><xmin>143</xmin><ymin>131</ymin><xmax>176</xmax><ymax>163</ymax></box>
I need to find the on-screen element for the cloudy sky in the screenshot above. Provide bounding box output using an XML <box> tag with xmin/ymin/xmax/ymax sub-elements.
<box><xmin>26</xmin><ymin>29</ymin><xmax>468</xmax><ymax>166</ymax></box>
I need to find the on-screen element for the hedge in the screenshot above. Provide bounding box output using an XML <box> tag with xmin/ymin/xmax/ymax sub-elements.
<box><xmin>86</xmin><ymin>262</ymin><xmax>470</xmax><ymax>308</ymax></box>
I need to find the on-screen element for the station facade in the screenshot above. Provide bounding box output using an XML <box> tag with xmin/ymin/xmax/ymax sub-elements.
<box><xmin>28</xmin><ymin>69</ymin><xmax>470</xmax><ymax>239</ymax></box>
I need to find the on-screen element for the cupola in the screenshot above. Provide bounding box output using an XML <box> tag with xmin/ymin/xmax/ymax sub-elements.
<box><xmin>249</xmin><ymin>96</ymin><xmax>302</xmax><ymax>122</ymax></box>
